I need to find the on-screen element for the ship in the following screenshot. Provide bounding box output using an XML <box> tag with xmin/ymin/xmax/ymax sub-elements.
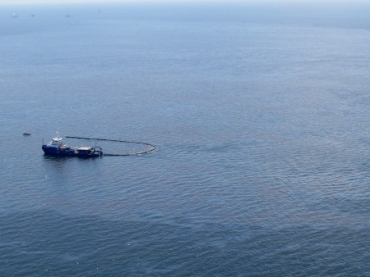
<box><xmin>42</xmin><ymin>133</ymin><xmax>103</xmax><ymax>157</ymax></box>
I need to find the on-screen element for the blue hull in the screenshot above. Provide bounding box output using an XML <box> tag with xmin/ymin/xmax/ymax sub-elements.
<box><xmin>42</xmin><ymin>145</ymin><xmax>102</xmax><ymax>158</ymax></box>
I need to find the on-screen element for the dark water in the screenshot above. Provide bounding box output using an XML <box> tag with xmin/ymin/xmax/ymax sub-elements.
<box><xmin>1</xmin><ymin>3</ymin><xmax>370</xmax><ymax>276</ymax></box>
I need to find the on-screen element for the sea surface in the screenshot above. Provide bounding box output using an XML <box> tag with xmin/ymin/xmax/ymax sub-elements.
<box><xmin>1</xmin><ymin>2</ymin><xmax>370</xmax><ymax>276</ymax></box>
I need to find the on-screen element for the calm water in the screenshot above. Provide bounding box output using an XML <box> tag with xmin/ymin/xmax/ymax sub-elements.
<box><xmin>1</xmin><ymin>3</ymin><xmax>370</xmax><ymax>276</ymax></box>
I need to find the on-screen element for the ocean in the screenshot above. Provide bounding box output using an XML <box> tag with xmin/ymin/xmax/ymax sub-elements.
<box><xmin>1</xmin><ymin>2</ymin><xmax>370</xmax><ymax>276</ymax></box>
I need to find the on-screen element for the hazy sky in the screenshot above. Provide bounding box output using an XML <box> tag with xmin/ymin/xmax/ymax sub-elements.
<box><xmin>2</xmin><ymin>0</ymin><xmax>230</xmax><ymax>4</ymax></box>
<box><xmin>1</xmin><ymin>0</ymin><xmax>368</xmax><ymax>4</ymax></box>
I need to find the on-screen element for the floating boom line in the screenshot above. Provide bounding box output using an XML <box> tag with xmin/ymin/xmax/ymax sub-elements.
<box><xmin>66</xmin><ymin>136</ymin><xmax>156</xmax><ymax>156</ymax></box>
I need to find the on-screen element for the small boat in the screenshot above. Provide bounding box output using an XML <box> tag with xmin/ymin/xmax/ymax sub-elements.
<box><xmin>42</xmin><ymin>133</ymin><xmax>103</xmax><ymax>158</ymax></box>
<box><xmin>23</xmin><ymin>131</ymin><xmax>31</xmax><ymax>136</ymax></box>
